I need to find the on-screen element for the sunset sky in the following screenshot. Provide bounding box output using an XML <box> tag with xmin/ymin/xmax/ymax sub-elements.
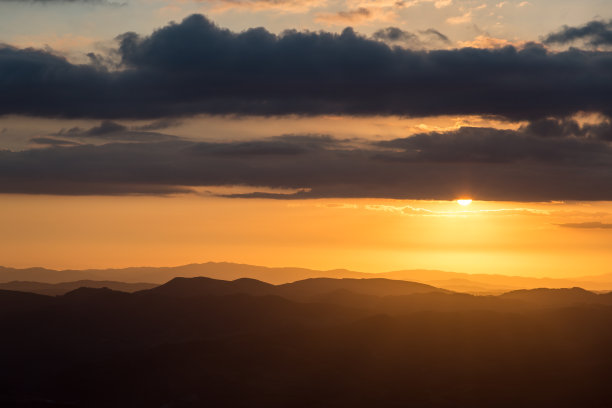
<box><xmin>1</xmin><ymin>0</ymin><xmax>612</xmax><ymax>277</ymax></box>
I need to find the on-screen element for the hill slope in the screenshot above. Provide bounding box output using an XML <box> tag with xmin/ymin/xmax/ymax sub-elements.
<box><xmin>0</xmin><ymin>280</ymin><xmax>156</xmax><ymax>296</ymax></box>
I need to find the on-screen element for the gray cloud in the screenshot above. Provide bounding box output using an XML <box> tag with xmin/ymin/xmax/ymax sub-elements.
<box><xmin>132</xmin><ymin>119</ymin><xmax>182</xmax><ymax>131</ymax></box>
<box><xmin>372</xmin><ymin>27</ymin><xmax>451</xmax><ymax>49</ymax></box>
<box><xmin>1</xmin><ymin>15</ymin><xmax>612</xmax><ymax>120</ymax></box>
<box><xmin>375</xmin><ymin>127</ymin><xmax>610</xmax><ymax>165</ymax></box>
<box><xmin>56</xmin><ymin>121</ymin><xmax>182</xmax><ymax>142</ymax></box>
<box><xmin>544</xmin><ymin>20</ymin><xmax>612</xmax><ymax>47</ymax></box>
<box><xmin>521</xmin><ymin>117</ymin><xmax>612</xmax><ymax>141</ymax></box>
<box><xmin>2</xmin><ymin>126</ymin><xmax>612</xmax><ymax>201</ymax></box>
<box><xmin>29</xmin><ymin>137</ymin><xmax>83</xmax><ymax>147</ymax></box>
<box><xmin>420</xmin><ymin>29</ymin><xmax>451</xmax><ymax>45</ymax></box>
<box><xmin>372</xmin><ymin>27</ymin><xmax>420</xmax><ymax>45</ymax></box>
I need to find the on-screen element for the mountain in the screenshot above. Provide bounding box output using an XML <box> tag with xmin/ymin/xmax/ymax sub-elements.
<box><xmin>142</xmin><ymin>276</ymin><xmax>277</xmax><ymax>297</ymax></box>
<box><xmin>1</xmin><ymin>262</ymin><xmax>612</xmax><ymax>294</ymax></box>
<box><xmin>376</xmin><ymin>269</ymin><xmax>612</xmax><ymax>293</ymax></box>
<box><xmin>142</xmin><ymin>277</ymin><xmax>612</xmax><ymax>311</ymax></box>
<box><xmin>0</xmin><ymin>280</ymin><xmax>156</xmax><ymax>296</ymax></box>
<box><xmin>2</xmin><ymin>276</ymin><xmax>612</xmax><ymax>407</ymax></box>
<box><xmin>0</xmin><ymin>289</ymin><xmax>54</xmax><ymax>318</ymax></box>
<box><xmin>500</xmin><ymin>287</ymin><xmax>612</xmax><ymax>307</ymax></box>
<box><xmin>277</xmin><ymin>277</ymin><xmax>450</xmax><ymax>300</ymax></box>
<box><xmin>143</xmin><ymin>277</ymin><xmax>448</xmax><ymax>301</ymax></box>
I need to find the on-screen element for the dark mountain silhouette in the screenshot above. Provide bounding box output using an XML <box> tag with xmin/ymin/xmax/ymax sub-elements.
<box><xmin>500</xmin><ymin>287</ymin><xmax>612</xmax><ymax>307</ymax></box>
<box><xmin>142</xmin><ymin>276</ymin><xmax>448</xmax><ymax>300</ymax></box>
<box><xmin>0</xmin><ymin>280</ymin><xmax>156</xmax><ymax>296</ymax></box>
<box><xmin>0</xmin><ymin>289</ymin><xmax>54</xmax><ymax>318</ymax></box>
<box><xmin>142</xmin><ymin>276</ymin><xmax>277</xmax><ymax>297</ymax></box>
<box><xmin>2</xmin><ymin>276</ymin><xmax>612</xmax><ymax>407</ymax></box>
<box><xmin>139</xmin><ymin>276</ymin><xmax>612</xmax><ymax>311</ymax></box>
<box><xmin>2</xmin><ymin>262</ymin><xmax>612</xmax><ymax>293</ymax></box>
<box><xmin>277</xmin><ymin>277</ymin><xmax>450</xmax><ymax>299</ymax></box>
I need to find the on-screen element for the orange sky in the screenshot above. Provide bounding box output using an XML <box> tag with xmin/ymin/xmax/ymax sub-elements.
<box><xmin>2</xmin><ymin>194</ymin><xmax>611</xmax><ymax>278</ymax></box>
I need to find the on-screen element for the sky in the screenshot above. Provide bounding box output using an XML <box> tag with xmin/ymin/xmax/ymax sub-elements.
<box><xmin>1</xmin><ymin>0</ymin><xmax>612</xmax><ymax>277</ymax></box>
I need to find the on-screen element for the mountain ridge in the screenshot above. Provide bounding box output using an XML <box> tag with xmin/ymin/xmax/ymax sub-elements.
<box><xmin>1</xmin><ymin>262</ymin><xmax>612</xmax><ymax>294</ymax></box>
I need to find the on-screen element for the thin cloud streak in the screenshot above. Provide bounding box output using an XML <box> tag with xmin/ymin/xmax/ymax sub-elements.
<box><xmin>557</xmin><ymin>222</ymin><xmax>612</xmax><ymax>229</ymax></box>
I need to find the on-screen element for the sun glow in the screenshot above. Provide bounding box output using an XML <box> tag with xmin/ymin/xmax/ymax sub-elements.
<box><xmin>457</xmin><ymin>199</ymin><xmax>473</xmax><ymax>206</ymax></box>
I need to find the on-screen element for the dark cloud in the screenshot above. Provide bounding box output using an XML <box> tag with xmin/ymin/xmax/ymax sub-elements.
<box><xmin>190</xmin><ymin>134</ymin><xmax>335</xmax><ymax>156</ymax></box>
<box><xmin>132</xmin><ymin>119</ymin><xmax>182</xmax><ymax>131</ymax></box>
<box><xmin>521</xmin><ymin>118</ymin><xmax>582</xmax><ymax>138</ymax></box>
<box><xmin>420</xmin><ymin>29</ymin><xmax>451</xmax><ymax>45</ymax></box>
<box><xmin>55</xmin><ymin>121</ymin><xmax>181</xmax><ymax>142</ymax></box>
<box><xmin>29</xmin><ymin>137</ymin><xmax>82</xmax><ymax>147</ymax></box>
<box><xmin>544</xmin><ymin>20</ymin><xmax>612</xmax><ymax>47</ymax></box>
<box><xmin>87</xmin><ymin>120</ymin><xmax>127</xmax><ymax>136</ymax></box>
<box><xmin>1</xmin><ymin>14</ymin><xmax>612</xmax><ymax>120</ymax></box>
<box><xmin>372</xmin><ymin>27</ymin><xmax>420</xmax><ymax>44</ymax></box>
<box><xmin>2</xmin><ymin>128</ymin><xmax>612</xmax><ymax>201</ymax></box>
<box><xmin>557</xmin><ymin>222</ymin><xmax>612</xmax><ymax>229</ymax></box>
<box><xmin>373</xmin><ymin>27</ymin><xmax>451</xmax><ymax>49</ymax></box>
<box><xmin>521</xmin><ymin>117</ymin><xmax>612</xmax><ymax>140</ymax></box>
<box><xmin>375</xmin><ymin>127</ymin><xmax>610</xmax><ymax>165</ymax></box>
<box><xmin>371</xmin><ymin>27</ymin><xmax>451</xmax><ymax>49</ymax></box>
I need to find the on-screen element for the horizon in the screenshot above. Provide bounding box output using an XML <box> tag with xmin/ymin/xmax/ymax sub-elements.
<box><xmin>2</xmin><ymin>195</ymin><xmax>612</xmax><ymax>277</ymax></box>
<box><xmin>2</xmin><ymin>259</ymin><xmax>612</xmax><ymax>281</ymax></box>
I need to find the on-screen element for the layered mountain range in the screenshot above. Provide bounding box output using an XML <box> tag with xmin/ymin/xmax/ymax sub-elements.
<box><xmin>2</xmin><ymin>273</ymin><xmax>612</xmax><ymax>407</ymax></box>
<box><xmin>2</xmin><ymin>262</ymin><xmax>612</xmax><ymax>294</ymax></box>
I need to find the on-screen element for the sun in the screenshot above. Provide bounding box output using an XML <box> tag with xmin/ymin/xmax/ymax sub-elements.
<box><xmin>457</xmin><ymin>199</ymin><xmax>473</xmax><ymax>206</ymax></box>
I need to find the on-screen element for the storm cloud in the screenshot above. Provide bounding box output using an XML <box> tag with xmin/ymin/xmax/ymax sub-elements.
<box><xmin>3</xmin><ymin>126</ymin><xmax>612</xmax><ymax>201</ymax></box>
<box><xmin>1</xmin><ymin>14</ymin><xmax>612</xmax><ymax>120</ymax></box>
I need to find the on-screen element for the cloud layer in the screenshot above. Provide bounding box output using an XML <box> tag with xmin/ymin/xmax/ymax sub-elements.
<box><xmin>1</xmin><ymin>14</ymin><xmax>612</xmax><ymax>120</ymax></box>
<box><xmin>3</xmin><ymin>15</ymin><xmax>612</xmax><ymax>201</ymax></box>
<box><xmin>3</xmin><ymin>124</ymin><xmax>612</xmax><ymax>200</ymax></box>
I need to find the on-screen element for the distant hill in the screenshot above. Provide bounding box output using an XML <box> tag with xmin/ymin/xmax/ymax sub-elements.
<box><xmin>277</xmin><ymin>278</ymin><xmax>450</xmax><ymax>300</ymax></box>
<box><xmin>2</xmin><ymin>276</ymin><xmax>612</xmax><ymax>407</ymax></box>
<box><xmin>500</xmin><ymin>287</ymin><xmax>612</xmax><ymax>307</ymax></box>
<box><xmin>142</xmin><ymin>277</ymin><xmax>448</xmax><ymax>302</ymax></box>
<box><xmin>140</xmin><ymin>277</ymin><xmax>612</xmax><ymax>310</ymax></box>
<box><xmin>1</xmin><ymin>262</ymin><xmax>612</xmax><ymax>294</ymax></box>
<box><xmin>0</xmin><ymin>289</ymin><xmax>53</xmax><ymax>318</ymax></box>
<box><xmin>0</xmin><ymin>280</ymin><xmax>156</xmax><ymax>296</ymax></box>
<box><xmin>142</xmin><ymin>277</ymin><xmax>277</xmax><ymax>298</ymax></box>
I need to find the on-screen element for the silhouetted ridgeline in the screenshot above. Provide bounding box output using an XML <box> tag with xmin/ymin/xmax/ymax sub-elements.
<box><xmin>1</xmin><ymin>276</ymin><xmax>612</xmax><ymax>407</ymax></box>
<box><xmin>2</xmin><ymin>262</ymin><xmax>612</xmax><ymax>293</ymax></box>
<box><xmin>0</xmin><ymin>280</ymin><xmax>156</xmax><ymax>296</ymax></box>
